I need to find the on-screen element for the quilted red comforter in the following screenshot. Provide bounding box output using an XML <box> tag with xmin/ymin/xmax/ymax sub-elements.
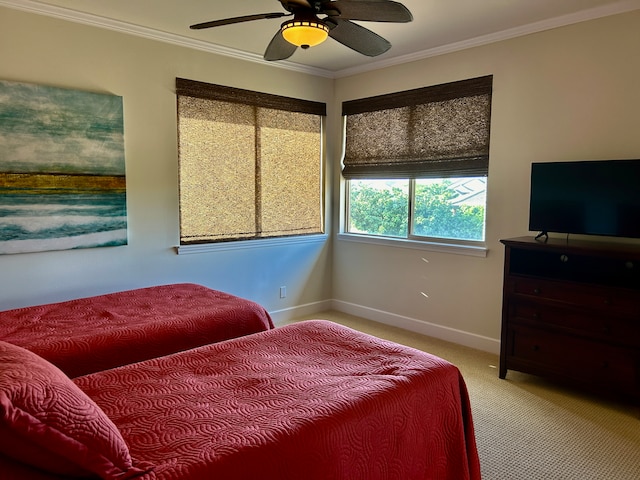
<box><xmin>0</xmin><ymin>283</ymin><xmax>273</xmax><ymax>377</ymax></box>
<box><xmin>73</xmin><ymin>320</ymin><xmax>480</xmax><ymax>480</ymax></box>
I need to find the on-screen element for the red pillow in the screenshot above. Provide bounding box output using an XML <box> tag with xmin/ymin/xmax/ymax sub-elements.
<box><xmin>0</xmin><ymin>340</ymin><xmax>152</xmax><ymax>479</ymax></box>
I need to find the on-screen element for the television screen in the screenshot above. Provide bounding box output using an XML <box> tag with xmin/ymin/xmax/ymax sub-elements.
<box><xmin>528</xmin><ymin>159</ymin><xmax>640</xmax><ymax>239</ymax></box>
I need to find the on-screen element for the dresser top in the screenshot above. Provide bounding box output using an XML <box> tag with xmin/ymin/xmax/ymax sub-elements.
<box><xmin>501</xmin><ymin>236</ymin><xmax>640</xmax><ymax>257</ymax></box>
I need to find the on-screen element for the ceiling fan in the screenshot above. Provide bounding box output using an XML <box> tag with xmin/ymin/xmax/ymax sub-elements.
<box><xmin>190</xmin><ymin>0</ymin><xmax>413</xmax><ymax>61</ymax></box>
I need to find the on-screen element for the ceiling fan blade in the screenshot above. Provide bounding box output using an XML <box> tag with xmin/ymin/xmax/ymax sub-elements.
<box><xmin>321</xmin><ymin>0</ymin><xmax>413</xmax><ymax>23</ymax></box>
<box><xmin>326</xmin><ymin>18</ymin><xmax>391</xmax><ymax>56</ymax></box>
<box><xmin>190</xmin><ymin>13</ymin><xmax>288</xmax><ymax>30</ymax></box>
<box><xmin>264</xmin><ymin>30</ymin><xmax>298</xmax><ymax>61</ymax></box>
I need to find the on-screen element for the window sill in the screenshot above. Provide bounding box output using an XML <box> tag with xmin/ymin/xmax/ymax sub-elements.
<box><xmin>336</xmin><ymin>233</ymin><xmax>488</xmax><ymax>257</ymax></box>
<box><xmin>176</xmin><ymin>234</ymin><xmax>328</xmax><ymax>255</ymax></box>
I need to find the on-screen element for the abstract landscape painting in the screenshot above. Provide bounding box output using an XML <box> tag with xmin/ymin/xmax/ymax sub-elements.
<box><xmin>0</xmin><ymin>80</ymin><xmax>127</xmax><ymax>254</ymax></box>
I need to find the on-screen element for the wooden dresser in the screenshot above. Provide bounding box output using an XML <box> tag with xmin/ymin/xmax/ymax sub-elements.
<box><xmin>499</xmin><ymin>236</ymin><xmax>640</xmax><ymax>400</ymax></box>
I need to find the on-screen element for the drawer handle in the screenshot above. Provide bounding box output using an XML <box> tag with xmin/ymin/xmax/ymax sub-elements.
<box><xmin>532</xmin><ymin>312</ymin><xmax>540</xmax><ymax>319</ymax></box>
<box><xmin>533</xmin><ymin>288</ymin><xmax>541</xmax><ymax>295</ymax></box>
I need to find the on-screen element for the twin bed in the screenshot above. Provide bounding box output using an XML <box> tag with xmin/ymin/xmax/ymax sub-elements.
<box><xmin>0</xmin><ymin>284</ymin><xmax>481</xmax><ymax>480</ymax></box>
<box><xmin>0</xmin><ymin>283</ymin><xmax>274</xmax><ymax>377</ymax></box>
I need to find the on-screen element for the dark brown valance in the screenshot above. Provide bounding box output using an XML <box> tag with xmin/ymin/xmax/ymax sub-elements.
<box><xmin>176</xmin><ymin>78</ymin><xmax>326</xmax><ymax>116</ymax></box>
<box><xmin>342</xmin><ymin>75</ymin><xmax>492</xmax><ymax>179</ymax></box>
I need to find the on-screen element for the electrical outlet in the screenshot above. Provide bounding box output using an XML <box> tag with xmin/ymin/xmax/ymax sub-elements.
<box><xmin>279</xmin><ymin>286</ymin><xmax>287</xmax><ymax>298</ymax></box>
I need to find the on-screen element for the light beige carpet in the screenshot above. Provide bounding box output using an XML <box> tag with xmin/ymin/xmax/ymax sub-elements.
<box><xmin>283</xmin><ymin>311</ymin><xmax>640</xmax><ymax>480</ymax></box>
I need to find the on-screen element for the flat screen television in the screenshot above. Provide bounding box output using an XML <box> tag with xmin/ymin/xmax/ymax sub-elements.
<box><xmin>528</xmin><ymin>159</ymin><xmax>640</xmax><ymax>239</ymax></box>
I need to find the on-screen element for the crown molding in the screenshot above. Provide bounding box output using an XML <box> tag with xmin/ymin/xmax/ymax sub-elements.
<box><xmin>2</xmin><ymin>0</ymin><xmax>639</xmax><ymax>80</ymax></box>
<box><xmin>0</xmin><ymin>0</ymin><xmax>336</xmax><ymax>78</ymax></box>
<box><xmin>334</xmin><ymin>0</ymin><xmax>640</xmax><ymax>77</ymax></box>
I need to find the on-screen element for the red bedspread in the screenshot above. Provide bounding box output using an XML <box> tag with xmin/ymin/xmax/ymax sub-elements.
<box><xmin>0</xmin><ymin>283</ymin><xmax>273</xmax><ymax>377</ymax></box>
<box><xmin>74</xmin><ymin>320</ymin><xmax>480</xmax><ymax>480</ymax></box>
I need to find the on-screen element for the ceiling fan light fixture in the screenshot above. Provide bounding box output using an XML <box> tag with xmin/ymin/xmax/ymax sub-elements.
<box><xmin>281</xmin><ymin>17</ymin><xmax>329</xmax><ymax>49</ymax></box>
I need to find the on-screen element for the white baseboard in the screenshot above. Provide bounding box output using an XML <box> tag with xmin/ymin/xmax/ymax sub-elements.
<box><xmin>331</xmin><ymin>300</ymin><xmax>500</xmax><ymax>354</ymax></box>
<box><xmin>269</xmin><ymin>299</ymin><xmax>500</xmax><ymax>355</ymax></box>
<box><xmin>268</xmin><ymin>299</ymin><xmax>333</xmax><ymax>325</ymax></box>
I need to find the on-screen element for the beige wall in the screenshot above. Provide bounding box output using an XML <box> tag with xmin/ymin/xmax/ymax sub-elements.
<box><xmin>1</xmin><ymin>7</ymin><xmax>639</xmax><ymax>351</ymax></box>
<box><xmin>0</xmin><ymin>7</ymin><xmax>335</xmax><ymax>313</ymax></box>
<box><xmin>332</xmin><ymin>11</ymin><xmax>640</xmax><ymax>351</ymax></box>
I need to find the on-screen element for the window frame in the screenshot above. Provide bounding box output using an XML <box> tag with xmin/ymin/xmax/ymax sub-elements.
<box><xmin>342</xmin><ymin>177</ymin><xmax>488</xmax><ymax>257</ymax></box>
<box><xmin>340</xmin><ymin>76</ymin><xmax>492</xmax><ymax>255</ymax></box>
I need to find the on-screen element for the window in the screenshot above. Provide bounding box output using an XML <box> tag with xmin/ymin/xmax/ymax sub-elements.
<box><xmin>176</xmin><ymin>78</ymin><xmax>326</xmax><ymax>246</ymax></box>
<box><xmin>342</xmin><ymin>76</ymin><xmax>492</xmax><ymax>245</ymax></box>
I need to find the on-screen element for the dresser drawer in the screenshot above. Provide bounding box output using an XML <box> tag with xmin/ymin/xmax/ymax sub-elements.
<box><xmin>508</xmin><ymin>325</ymin><xmax>638</xmax><ymax>388</ymax></box>
<box><xmin>507</xmin><ymin>277</ymin><xmax>640</xmax><ymax>316</ymax></box>
<box><xmin>509</xmin><ymin>301</ymin><xmax>640</xmax><ymax>347</ymax></box>
<box><xmin>508</xmin><ymin>245</ymin><xmax>640</xmax><ymax>287</ymax></box>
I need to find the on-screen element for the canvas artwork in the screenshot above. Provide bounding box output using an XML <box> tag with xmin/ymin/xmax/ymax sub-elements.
<box><xmin>0</xmin><ymin>80</ymin><xmax>127</xmax><ymax>255</ymax></box>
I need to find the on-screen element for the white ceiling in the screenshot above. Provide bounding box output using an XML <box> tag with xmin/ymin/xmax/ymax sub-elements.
<box><xmin>4</xmin><ymin>0</ymin><xmax>640</xmax><ymax>77</ymax></box>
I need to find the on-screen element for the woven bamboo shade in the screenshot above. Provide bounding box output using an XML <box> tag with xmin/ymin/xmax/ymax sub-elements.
<box><xmin>177</xmin><ymin>78</ymin><xmax>325</xmax><ymax>244</ymax></box>
<box><xmin>342</xmin><ymin>75</ymin><xmax>492</xmax><ymax>179</ymax></box>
